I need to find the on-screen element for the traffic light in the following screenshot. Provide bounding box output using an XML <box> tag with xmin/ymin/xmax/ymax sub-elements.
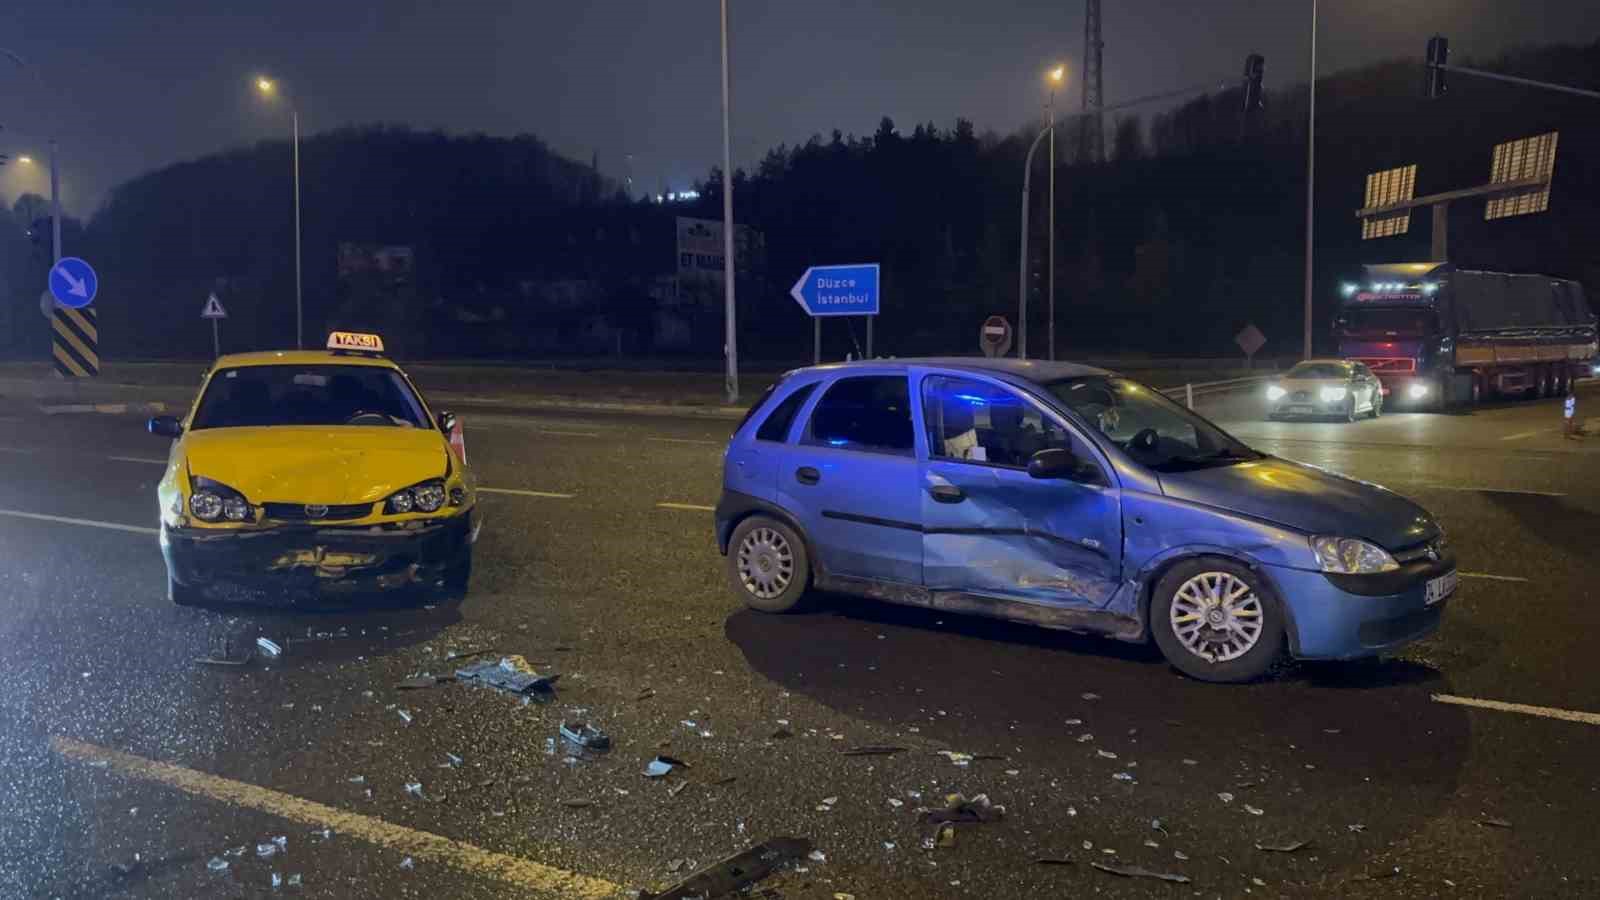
<box><xmin>1425</xmin><ymin>35</ymin><xmax>1449</xmax><ymax>99</ymax></box>
<box><xmin>1242</xmin><ymin>54</ymin><xmax>1266</xmax><ymax>112</ymax></box>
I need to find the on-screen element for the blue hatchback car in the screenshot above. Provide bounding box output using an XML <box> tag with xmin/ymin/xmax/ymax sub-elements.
<box><xmin>715</xmin><ymin>358</ymin><xmax>1456</xmax><ymax>682</ymax></box>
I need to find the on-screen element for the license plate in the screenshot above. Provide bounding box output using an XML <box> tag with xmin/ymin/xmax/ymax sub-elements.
<box><xmin>1425</xmin><ymin>570</ymin><xmax>1458</xmax><ymax>606</ymax></box>
<box><xmin>1286</xmin><ymin>405</ymin><xmax>1313</xmax><ymax>415</ymax></box>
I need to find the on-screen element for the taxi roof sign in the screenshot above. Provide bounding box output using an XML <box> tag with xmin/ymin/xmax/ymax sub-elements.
<box><xmin>327</xmin><ymin>332</ymin><xmax>385</xmax><ymax>353</ymax></box>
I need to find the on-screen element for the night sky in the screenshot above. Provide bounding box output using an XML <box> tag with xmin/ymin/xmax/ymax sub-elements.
<box><xmin>1</xmin><ymin>1</ymin><xmax>1595</xmax><ymax>216</ymax></box>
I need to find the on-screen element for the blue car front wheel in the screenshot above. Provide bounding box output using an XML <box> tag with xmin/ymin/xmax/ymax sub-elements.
<box><xmin>1151</xmin><ymin>558</ymin><xmax>1285</xmax><ymax>683</ymax></box>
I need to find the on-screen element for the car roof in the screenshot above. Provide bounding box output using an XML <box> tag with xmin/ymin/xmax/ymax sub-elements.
<box><xmin>795</xmin><ymin>356</ymin><xmax>1112</xmax><ymax>383</ymax></box>
<box><xmin>1289</xmin><ymin>358</ymin><xmax>1353</xmax><ymax>368</ymax></box>
<box><xmin>211</xmin><ymin>350</ymin><xmax>400</xmax><ymax>370</ymax></box>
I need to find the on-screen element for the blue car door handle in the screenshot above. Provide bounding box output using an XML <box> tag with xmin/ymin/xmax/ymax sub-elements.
<box><xmin>927</xmin><ymin>483</ymin><xmax>965</xmax><ymax>504</ymax></box>
<box><xmin>795</xmin><ymin>466</ymin><xmax>821</xmax><ymax>486</ymax></box>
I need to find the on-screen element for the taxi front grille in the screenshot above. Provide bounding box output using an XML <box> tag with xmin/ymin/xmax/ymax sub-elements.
<box><xmin>262</xmin><ymin>502</ymin><xmax>374</xmax><ymax>522</ymax></box>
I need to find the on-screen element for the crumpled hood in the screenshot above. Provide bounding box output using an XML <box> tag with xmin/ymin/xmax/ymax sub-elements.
<box><xmin>1159</xmin><ymin>457</ymin><xmax>1438</xmax><ymax>550</ymax></box>
<box><xmin>180</xmin><ymin>426</ymin><xmax>449</xmax><ymax>504</ymax></box>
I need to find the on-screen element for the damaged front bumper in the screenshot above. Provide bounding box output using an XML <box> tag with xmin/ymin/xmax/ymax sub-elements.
<box><xmin>161</xmin><ymin>508</ymin><xmax>478</xmax><ymax>594</ymax></box>
<box><xmin>1265</xmin><ymin>551</ymin><xmax>1454</xmax><ymax>660</ymax></box>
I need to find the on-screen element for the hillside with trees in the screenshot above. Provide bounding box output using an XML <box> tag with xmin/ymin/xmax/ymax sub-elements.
<box><xmin>2</xmin><ymin>40</ymin><xmax>1594</xmax><ymax>362</ymax></box>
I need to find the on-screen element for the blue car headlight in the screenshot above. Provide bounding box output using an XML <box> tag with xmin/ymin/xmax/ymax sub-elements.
<box><xmin>1311</xmin><ymin>536</ymin><xmax>1399</xmax><ymax>574</ymax></box>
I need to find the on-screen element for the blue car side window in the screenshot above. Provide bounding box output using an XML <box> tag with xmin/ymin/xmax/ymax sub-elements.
<box><xmin>802</xmin><ymin>376</ymin><xmax>914</xmax><ymax>456</ymax></box>
<box><xmin>923</xmin><ymin>375</ymin><xmax>1107</xmax><ymax>486</ymax></box>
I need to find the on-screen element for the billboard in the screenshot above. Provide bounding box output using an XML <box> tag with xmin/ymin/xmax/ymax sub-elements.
<box><xmin>1360</xmin><ymin>164</ymin><xmax>1417</xmax><ymax>239</ymax></box>
<box><xmin>675</xmin><ymin>217</ymin><xmax>764</xmax><ymax>302</ymax></box>
<box><xmin>1485</xmin><ymin>132</ymin><xmax>1558</xmax><ymax>220</ymax></box>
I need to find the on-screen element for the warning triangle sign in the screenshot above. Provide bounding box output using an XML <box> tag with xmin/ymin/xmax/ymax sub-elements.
<box><xmin>201</xmin><ymin>294</ymin><xmax>228</xmax><ymax>319</ymax></box>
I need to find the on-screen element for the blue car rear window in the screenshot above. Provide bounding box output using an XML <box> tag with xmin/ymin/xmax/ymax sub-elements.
<box><xmin>756</xmin><ymin>383</ymin><xmax>816</xmax><ymax>442</ymax></box>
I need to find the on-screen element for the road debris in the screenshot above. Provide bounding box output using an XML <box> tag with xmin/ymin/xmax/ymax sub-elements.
<box><xmin>1217</xmin><ymin>792</ymin><xmax>1235</xmax><ymax>804</ymax></box>
<box><xmin>195</xmin><ymin>637</ymin><xmax>254</xmax><ymax>667</ymax></box>
<box><xmin>1152</xmin><ymin>818</ymin><xmax>1167</xmax><ymax>834</ymax></box>
<box><xmin>399</xmin><ymin>857</ymin><xmax>414</xmax><ymax>871</ymax></box>
<box><xmin>1174</xmin><ymin>850</ymin><xmax>1190</xmax><ymax>861</ymax></box>
<box><xmin>396</xmin><ymin>709</ymin><xmax>413</xmax><ymax>724</ymax></box>
<box><xmin>808</xmin><ymin>849</ymin><xmax>827</xmax><ymax>864</ymax></box>
<box><xmin>638</xmin><ymin>837</ymin><xmax>813</xmax><ymax>900</ymax></box>
<box><xmin>1112</xmin><ymin>772</ymin><xmax>1136</xmax><ymax>783</ymax></box>
<box><xmin>1479</xmin><ymin>817</ymin><xmax>1513</xmax><ymax>829</ymax></box>
<box><xmin>1244</xmin><ymin>804</ymin><xmax>1265</xmax><ymax>816</ymax></box>
<box><xmin>1348</xmin><ymin>823</ymin><xmax>1367</xmax><ymax>833</ymax></box>
<box><xmin>443</xmin><ymin>752</ymin><xmax>464</xmax><ymax>768</ymax></box>
<box><xmin>887</xmin><ymin>798</ymin><xmax>904</xmax><ymax>809</ymax></box>
<box><xmin>456</xmin><ymin>655</ymin><xmax>560</xmax><ymax>695</ymax></box>
<box><xmin>445</xmin><ymin>647</ymin><xmax>496</xmax><ymax>661</ymax></box>
<box><xmin>560</xmin><ymin>722</ymin><xmax>612</xmax><ymax>752</ymax></box>
<box><xmin>405</xmin><ymin>782</ymin><xmax>424</xmax><ymax>797</ymax></box>
<box><xmin>207</xmin><ymin>857</ymin><xmax>229</xmax><ymax>873</ymax></box>
<box><xmin>644</xmin><ymin>755</ymin><xmax>688</xmax><ymax>777</ymax></box>
<box><xmin>635</xmin><ymin>688</ymin><xmax>656</xmax><ymax>701</ymax></box>
<box><xmin>769</xmin><ymin>727</ymin><xmax>794</xmax><ymax>740</ymax></box>
<box><xmin>923</xmin><ymin>792</ymin><xmax>1005</xmax><ymax>824</ymax></box>
<box><xmin>1076</xmin><ymin>734</ymin><xmax>1094</xmax><ymax>743</ymax></box>
<box><xmin>841</xmin><ymin>745</ymin><xmax>907</xmax><ymax>756</ymax></box>
<box><xmin>667</xmin><ymin>781</ymin><xmax>689</xmax><ymax>798</ymax></box>
<box><xmin>1256</xmin><ymin>840</ymin><xmax>1310</xmax><ymax>853</ymax></box>
<box><xmin>1034</xmin><ymin>857</ymin><xmax>1075</xmax><ymax>866</ymax></box>
<box><xmin>816</xmin><ymin>796</ymin><xmax>839</xmax><ymax>812</ymax></box>
<box><xmin>935</xmin><ymin>823</ymin><xmax>958</xmax><ymax>848</ymax></box>
<box><xmin>395</xmin><ymin>675</ymin><xmax>451</xmax><ymax>690</ymax></box>
<box><xmin>287</xmin><ymin>874</ymin><xmax>302</xmax><ymax>887</ymax></box>
<box><xmin>666</xmin><ymin>858</ymin><xmax>687</xmax><ymax>873</ymax></box>
<box><xmin>1096</xmin><ymin>749</ymin><xmax>1119</xmax><ymax>759</ymax></box>
<box><xmin>937</xmin><ymin>750</ymin><xmax>973</xmax><ymax>766</ymax></box>
<box><xmin>271</xmin><ymin>872</ymin><xmax>282</xmax><ymax>888</ymax></box>
<box><xmin>1091</xmin><ymin>862</ymin><xmax>1191</xmax><ymax>884</ymax></box>
<box><xmin>1081</xmin><ymin>692</ymin><xmax>1101</xmax><ymax>701</ymax></box>
<box><xmin>255</xmin><ymin>637</ymin><xmax>283</xmax><ymax>658</ymax></box>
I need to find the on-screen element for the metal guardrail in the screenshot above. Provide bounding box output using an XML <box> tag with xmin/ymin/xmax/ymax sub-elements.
<box><xmin>1159</xmin><ymin>375</ymin><xmax>1272</xmax><ymax>409</ymax></box>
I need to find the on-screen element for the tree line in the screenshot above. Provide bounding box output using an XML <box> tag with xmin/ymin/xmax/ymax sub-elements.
<box><xmin>1</xmin><ymin>40</ymin><xmax>1594</xmax><ymax>362</ymax></box>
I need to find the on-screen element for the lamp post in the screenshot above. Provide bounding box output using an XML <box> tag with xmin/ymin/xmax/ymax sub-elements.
<box><xmin>1</xmin><ymin>49</ymin><xmax>61</xmax><ymax>264</ymax></box>
<box><xmin>255</xmin><ymin>76</ymin><xmax>304</xmax><ymax>349</ymax></box>
<box><xmin>1303</xmin><ymin>0</ymin><xmax>1317</xmax><ymax>360</ymax></box>
<box><xmin>1047</xmin><ymin>64</ymin><xmax>1065</xmax><ymax>361</ymax></box>
<box><xmin>719</xmin><ymin>0</ymin><xmax>739</xmax><ymax>403</ymax></box>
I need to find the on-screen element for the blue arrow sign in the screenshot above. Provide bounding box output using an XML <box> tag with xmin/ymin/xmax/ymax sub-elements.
<box><xmin>789</xmin><ymin>264</ymin><xmax>880</xmax><ymax>317</ymax></box>
<box><xmin>49</xmin><ymin>257</ymin><xmax>99</xmax><ymax>309</ymax></box>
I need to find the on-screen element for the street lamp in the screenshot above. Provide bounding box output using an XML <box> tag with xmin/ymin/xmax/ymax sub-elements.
<box><xmin>1303</xmin><ymin>0</ymin><xmax>1317</xmax><ymax>360</ymax></box>
<box><xmin>255</xmin><ymin>75</ymin><xmax>304</xmax><ymax>349</ymax></box>
<box><xmin>1</xmin><ymin>48</ymin><xmax>61</xmax><ymax>264</ymax></box>
<box><xmin>1047</xmin><ymin>64</ymin><xmax>1065</xmax><ymax>361</ymax></box>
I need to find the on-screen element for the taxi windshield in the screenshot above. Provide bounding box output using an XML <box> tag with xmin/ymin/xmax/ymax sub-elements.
<box><xmin>191</xmin><ymin>365</ymin><xmax>430</xmax><ymax>429</ymax></box>
<box><xmin>1045</xmin><ymin>376</ymin><xmax>1258</xmax><ymax>472</ymax></box>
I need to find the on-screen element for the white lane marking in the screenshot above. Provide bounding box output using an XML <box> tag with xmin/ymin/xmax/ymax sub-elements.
<box><xmin>50</xmin><ymin>737</ymin><xmax>622</xmax><ymax>898</ymax></box>
<box><xmin>1499</xmin><ymin>430</ymin><xmax>1544</xmax><ymax>441</ymax></box>
<box><xmin>1432</xmin><ymin>694</ymin><xmax>1600</xmax><ymax>727</ymax></box>
<box><xmin>478</xmin><ymin>487</ymin><xmax>575</xmax><ymax>499</ymax></box>
<box><xmin>530</xmin><ymin>429</ymin><xmax>601</xmax><ymax>438</ymax></box>
<box><xmin>1459</xmin><ymin>572</ymin><xmax>1530</xmax><ymax>583</ymax></box>
<box><xmin>657</xmin><ymin>502</ymin><xmax>715</xmax><ymax>512</ymax></box>
<box><xmin>647</xmin><ymin>437</ymin><xmax>721</xmax><ymax>446</ymax></box>
<box><xmin>0</xmin><ymin>446</ymin><xmax>35</xmax><ymax>454</ymax></box>
<box><xmin>107</xmin><ymin>455</ymin><xmax>168</xmax><ymax>465</ymax></box>
<box><xmin>1408</xmin><ymin>483</ymin><xmax>1567</xmax><ymax>497</ymax></box>
<box><xmin>0</xmin><ymin>508</ymin><xmax>158</xmax><ymax>536</ymax></box>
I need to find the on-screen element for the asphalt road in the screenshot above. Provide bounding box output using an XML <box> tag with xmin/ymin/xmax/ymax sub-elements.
<box><xmin>1</xmin><ymin>382</ymin><xmax>1598</xmax><ymax>899</ymax></box>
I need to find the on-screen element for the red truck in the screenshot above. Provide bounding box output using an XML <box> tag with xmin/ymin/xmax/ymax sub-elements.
<box><xmin>1334</xmin><ymin>262</ymin><xmax>1596</xmax><ymax>408</ymax></box>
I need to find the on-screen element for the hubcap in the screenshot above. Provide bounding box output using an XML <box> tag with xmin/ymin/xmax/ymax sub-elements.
<box><xmin>736</xmin><ymin>527</ymin><xmax>794</xmax><ymax>600</ymax></box>
<box><xmin>1169</xmin><ymin>572</ymin><xmax>1265</xmax><ymax>663</ymax></box>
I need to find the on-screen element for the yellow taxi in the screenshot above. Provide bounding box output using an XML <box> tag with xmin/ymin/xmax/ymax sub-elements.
<box><xmin>145</xmin><ymin>333</ymin><xmax>479</xmax><ymax>605</ymax></box>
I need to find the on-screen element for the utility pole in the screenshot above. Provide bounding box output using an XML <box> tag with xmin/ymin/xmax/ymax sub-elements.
<box><xmin>719</xmin><ymin>0</ymin><xmax>739</xmax><ymax>403</ymax></box>
<box><xmin>1082</xmin><ymin>0</ymin><xmax>1105</xmax><ymax>164</ymax></box>
<box><xmin>1302</xmin><ymin>0</ymin><xmax>1318</xmax><ymax>360</ymax></box>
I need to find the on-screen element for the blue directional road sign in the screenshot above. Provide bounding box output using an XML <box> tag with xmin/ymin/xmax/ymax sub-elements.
<box><xmin>789</xmin><ymin>264</ymin><xmax>880</xmax><ymax>317</ymax></box>
<box><xmin>49</xmin><ymin>256</ymin><xmax>99</xmax><ymax>309</ymax></box>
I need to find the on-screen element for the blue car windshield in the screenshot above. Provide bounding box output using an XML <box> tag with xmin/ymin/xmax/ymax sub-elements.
<box><xmin>1045</xmin><ymin>376</ymin><xmax>1258</xmax><ymax>472</ymax></box>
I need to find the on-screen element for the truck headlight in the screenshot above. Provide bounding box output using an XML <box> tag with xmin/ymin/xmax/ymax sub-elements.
<box><xmin>1267</xmin><ymin>385</ymin><xmax>1286</xmax><ymax>401</ymax></box>
<box><xmin>1320</xmin><ymin>386</ymin><xmax>1347</xmax><ymax>402</ymax></box>
<box><xmin>1312</xmin><ymin>536</ymin><xmax>1400</xmax><ymax>574</ymax></box>
<box><xmin>1408</xmin><ymin>383</ymin><xmax>1430</xmax><ymax>399</ymax></box>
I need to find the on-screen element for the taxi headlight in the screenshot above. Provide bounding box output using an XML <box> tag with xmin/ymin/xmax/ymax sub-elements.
<box><xmin>1320</xmin><ymin>386</ymin><xmax>1348</xmax><ymax>403</ymax></box>
<box><xmin>386</xmin><ymin>479</ymin><xmax>447</xmax><ymax>514</ymax></box>
<box><xmin>1311</xmin><ymin>536</ymin><xmax>1400</xmax><ymax>574</ymax></box>
<box><xmin>188</xmin><ymin>478</ymin><xmax>252</xmax><ymax>523</ymax></box>
<box><xmin>1266</xmin><ymin>385</ymin><xmax>1286</xmax><ymax>401</ymax></box>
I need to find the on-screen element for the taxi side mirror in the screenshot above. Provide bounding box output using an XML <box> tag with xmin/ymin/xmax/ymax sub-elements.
<box><xmin>437</xmin><ymin>411</ymin><xmax>457</xmax><ymax>433</ymax></box>
<box><xmin>147</xmin><ymin>416</ymin><xmax>182</xmax><ymax>438</ymax></box>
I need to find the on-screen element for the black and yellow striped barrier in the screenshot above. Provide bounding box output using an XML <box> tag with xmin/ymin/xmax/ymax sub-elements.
<box><xmin>51</xmin><ymin>305</ymin><xmax>99</xmax><ymax>377</ymax></box>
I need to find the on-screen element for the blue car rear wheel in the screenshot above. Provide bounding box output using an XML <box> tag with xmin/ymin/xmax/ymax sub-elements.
<box><xmin>1151</xmin><ymin>558</ymin><xmax>1285</xmax><ymax>683</ymax></box>
<box><xmin>728</xmin><ymin>516</ymin><xmax>810</xmax><ymax>613</ymax></box>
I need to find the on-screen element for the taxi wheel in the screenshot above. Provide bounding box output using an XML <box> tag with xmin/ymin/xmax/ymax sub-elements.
<box><xmin>169</xmin><ymin>576</ymin><xmax>202</xmax><ymax>607</ymax></box>
<box><xmin>1151</xmin><ymin>558</ymin><xmax>1285</xmax><ymax>683</ymax></box>
<box><xmin>728</xmin><ymin>516</ymin><xmax>810</xmax><ymax>613</ymax></box>
<box><xmin>1370</xmin><ymin>393</ymin><xmax>1383</xmax><ymax>419</ymax></box>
